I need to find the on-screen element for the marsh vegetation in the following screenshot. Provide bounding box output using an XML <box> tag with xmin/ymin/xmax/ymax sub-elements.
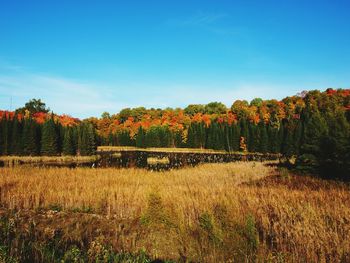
<box><xmin>0</xmin><ymin>162</ymin><xmax>349</xmax><ymax>262</ymax></box>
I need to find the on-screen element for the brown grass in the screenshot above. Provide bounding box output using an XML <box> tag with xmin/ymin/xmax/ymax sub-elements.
<box><xmin>0</xmin><ymin>155</ymin><xmax>99</xmax><ymax>165</ymax></box>
<box><xmin>0</xmin><ymin>163</ymin><xmax>349</xmax><ymax>262</ymax></box>
<box><xmin>98</xmin><ymin>145</ymin><xmax>244</xmax><ymax>154</ymax></box>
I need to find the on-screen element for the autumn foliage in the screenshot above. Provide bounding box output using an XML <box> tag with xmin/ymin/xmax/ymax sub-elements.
<box><xmin>0</xmin><ymin>88</ymin><xmax>349</xmax><ymax>179</ymax></box>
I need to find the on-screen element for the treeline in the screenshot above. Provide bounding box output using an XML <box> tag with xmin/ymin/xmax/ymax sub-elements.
<box><xmin>0</xmin><ymin>116</ymin><xmax>96</xmax><ymax>156</ymax></box>
<box><xmin>94</xmin><ymin>89</ymin><xmax>350</xmax><ymax>180</ymax></box>
<box><xmin>0</xmin><ymin>89</ymin><xmax>349</xmax><ymax>180</ymax></box>
<box><xmin>107</xmin><ymin>119</ymin><xmax>283</xmax><ymax>153</ymax></box>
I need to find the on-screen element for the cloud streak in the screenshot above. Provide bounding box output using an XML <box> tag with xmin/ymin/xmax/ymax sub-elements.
<box><xmin>180</xmin><ymin>13</ymin><xmax>228</xmax><ymax>26</ymax></box>
<box><xmin>0</xmin><ymin>63</ymin><xmax>328</xmax><ymax>118</ymax></box>
<box><xmin>0</xmin><ymin>70</ymin><xmax>124</xmax><ymax>118</ymax></box>
<box><xmin>167</xmin><ymin>12</ymin><xmax>239</xmax><ymax>36</ymax></box>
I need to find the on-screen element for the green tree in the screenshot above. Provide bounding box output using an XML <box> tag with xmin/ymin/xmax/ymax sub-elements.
<box><xmin>145</xmin><ymin>126</ymin><xmax>161</xmax><ymax>147</ymax></box>
<box><xmin>204</xmin><ymin>102</ymin><xmax>227</xmax><ymax>114</ymax></box>
<box><xmin>184</xmin><ymin>104</ymin><xmax>205</xmax><ymax>115</ymax></box>
<box><xmin>250</xmin><ymin>98</ymin><xmax>263</xmax><ymax>107</ymax></box>
<box><xmin>135</xmin><ymin>126</ymin><xmax>146</xmax><ymax>148</ymax></box>
<box><xmin>296</xmin><ymin>109</ymin><xmax>328</xmax><ymax>173</ymax></box>
<box><xmin>78</xmin><ymin>123</ymin><xmax>96</xmax><ymax>156</ymax></box>
<box><xmin>22</xmin><ymin>118</ymin><xmax>40</xmax><ymax>155</ymax></box>
<box><xmin>41</xmin><ymin>118</ymin><xmax>59</xmax><ymax>156</ymax></box>
<box><xmin>231</xmin><ymin>123</ymin><xmax>241</xmax><ymax>151</ymax></box>
<box><xmin>63</xmin><ymin>127</ymin><xmax>76</xmax><ymax>155</ymax></box>
<box><xmin>10</xmin><ymin>116</ymin><xmax>22</xmax><ymax>155</ymax></box>
<box><xmin>16</xmin><ymin>98</ymin><xmax>50</xmax><ymax>114</ymax></box>
<box><xmin>257</xmin><ymin>122</ymin><xmax>268</xmax><ymax>153</ymax></box>
<box><xmin>248</xmin><ymin>123</ymin><xmax>258</xmax><ymax>152</ymax></box>
<box><xmin>319</xmin><ymin>110</ymin><xmax>350</xmax><ymax>180</ymax></box>
<box><xmin>267</xmin><ymin>125</ymin><xmax>280</xmax><ymax>153</ymax></box>
<box><xmin>0</xmin><ymin>118</ymin><xmax>10</xmax><ymax>155</ymax></box>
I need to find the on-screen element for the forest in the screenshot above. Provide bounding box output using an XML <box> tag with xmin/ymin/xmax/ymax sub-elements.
<box><xmin>0</xmin><ymin>88</ymin><xmax>349</xmax><ymax>180</ymax></box>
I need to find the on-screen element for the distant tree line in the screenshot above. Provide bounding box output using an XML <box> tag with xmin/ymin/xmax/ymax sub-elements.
<box><xmin>0</xmin><ymin>89</ymin><xmax>349</xmax><ymax>180</ymax></box>
<box><xmin>0</xmin><ymin>100</ymin><xmax>96</xmax><ymax>156</ymax></box>
<box><xmin>0</xmin><ymin>116</ymin><xmax>96</xmax><ymax>156</ymax></box>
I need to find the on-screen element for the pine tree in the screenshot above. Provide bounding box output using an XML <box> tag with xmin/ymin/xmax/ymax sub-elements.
<box><xmin>146</xmin><ymin>126</ymin><xmax>161</xmax><ymax>147</ymax></box>
<box><xmin>135</xmin><ymin>126</ymin><xmax>146</xmax><ymax>148</ymax></box>
<box><xmin>160</xmin><ymin>126</ymin><xmax>172</xmax><ymax>147</ymax></box>
<box><xmin>0</xmin><ymin>118</ymin><xmax>10</xmax><ymax>155</ymax></box>
<box><xmin>281</xmin><ymin>120</ymin><xmax>295</xmax><ymax>157</ymax></box>
<box><xmin>86</xmin><ymin>124</ymin><xmax>96</xmax><ymax>155</ymax></box>
<box><xmin>258</xmin><ymin>122</ymin><xmax>268</xmax><ymax>153</ymax></box>
<box><xmin>267</xmin><ymin>125</ymin><xmax>279</xmax><ymax>153</ymax></box>
<box><xmin>22</xmin><ymin>118</ymin><xmax>39</xmax><ymax>155</ymax></box>
<box><xmin>79</xmin><ymin>124</ymin><xmax>96</xmax><ymax>156</ymax></box>
<box><xmin>41</xmin><ymin>118</ymin><xmax>59</xmax><ymax>156</ymax></box>
<box><xmin>10</xmin><ymin>116</ymin><xmax>22</xmax><ymax>155</ymax></box>
<box><xmin>173</xmin><ymin>130</ymin><xmax>183</xmax><ymax>148</ymax></box>
<box><xmin>186</xmin><ymin>123</ymin><xmax>196</xmax><ymax>148</ymax></box>
<box><xmin>319</xmin><ymin>110</ymin><xmax>350</xmax><ymax>180</ymax></box>
<box><xmin>62</xmin><ymin>127</ymin><xmax>76</xmax><ymax>155</ymax></box>
<box><xmin>293</xmin><ymin>121</ymin><xmax>303</xmax><ymax>155</ymax></box>
<box><xmin>231</xmin><ymin>123</ymin><xmax>241</xmax><ymax>151</ymax></box>
<box><xmin>296</xmin><ymin>109</ymin><xmax>328</xmax><ymax>173</ymax></box>
<box><xmin>277</xmin><ymin>120</ymin><xmax>285</xmax><ymax>153</ymax></box>
<box><xmin>248</xmin><ymin>123</ymin><xmax>258</xmax><ymax>152</ymax></box>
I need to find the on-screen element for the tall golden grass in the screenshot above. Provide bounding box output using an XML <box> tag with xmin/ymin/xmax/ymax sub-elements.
<box><xmin>0</xmin><ymin>155</ymin><xmax>99</xmax><ymax>165</ymax></box>
<box><xmin>0</xmin><ymin>162</ymin><xmax>349</xmax><ymax>262</ymax></box>
<box><xmin>97</xmin><ymin>145</ymin><xmax>229</xmax><ymax>153</ymax></box>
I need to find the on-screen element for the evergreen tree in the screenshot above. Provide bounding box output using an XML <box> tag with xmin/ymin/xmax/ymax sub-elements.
<box><xmin>62</xmin><ymin>127</ymin><xmax>76</xmax><ymax>155</ymax></box>
<box><xmin>231</xmin><ymin>123</ymin><xmax>241</xmax><ymax>151</ymax></box>
<box><xmin>258</xmin><ymin>122</ymin><xmax>268</xmax><ymax>153</ymax></box>
<box><xmin>278</xmin><ymin>120</ymin><xmax>285</xmax><ymax>153</ymax></box>
<box><xmin>207</xmin><ymin>122</ymin><xmax>224</xmax><ymax>150</ymax></box>
<box><xmin>0</xmin><ymin>118</ymin><xmax>10</xmax><ymax>155</ymax></box>
<box><xmin>223</xmin><ymin>123</ymin><xmax>231</xmax><ymax>152</ymax></box>
<box><xmin>248</xmin><ymin>123</ymin><xmax>258</xmax><ymax>152</ymax></box>
<box><xmin>281</xmin><ymin>120</ymin><xmax>295</xmax><ymax>157</ymax></box>
<box><xmin>135</xmin><ymin>126</ymin><xmax>146</xmax><ymax>148</ymax></box>
<box><xmin>10</xmin><ymin>116</ymin><xmax>22</xmax><ymax>155</ymax></box>
<box><xmin>173</xmin><ymin>130</ymin><xmax>183</xmax><ymax>148</ymax></box>
<box><xmin>79</xmin><ymin>124</ymin><xmax>96</xmax><ymax>156</ymax></box>
<box><xmin>293</xmin><ymin>121</ymin><xmax>303</xmax><ymax>155</ymax></box>
<box><xmin>296</xmin><ymin>110</ymin><xmax>328</xmax><ymax>173</ymax></box>
<box><xmin>117</xmin><ymin>130</ymin><xmax>134</xmax><ymax>146</ymax></box>
<box><xmin>159</xmin><ymin>126</ymin><xmax>172</xmax><ymax>147</ymax></box>
<box><xmin>188</xmin><ymin>123</ymin><xmax>206</xmax><ymax>148</ymax></box>
<box><xmin>41</xmin><ymin>118</ymin><xmax>59</xmax><ymax>156</ymax></box>
<box><xmin>22</xmin><ymin>118</ymin><xmax>40</xmax><ymax>155</ymax></box>
<box><xmin>267</xmin><ymin>125</ymin><xmax>279</xmax><ymax>153</ymax></box>
<box><xmin>146</xmin><ymin>126</ymin><xmax>161</xmax><ymax>147</ymax></box>
<box><xmin>319</xmin><ymin>110</ymin><xmax>350</xmax><ymax>180</ymax></box>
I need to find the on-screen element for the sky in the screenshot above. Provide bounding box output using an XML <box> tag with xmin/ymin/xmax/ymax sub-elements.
<box><xmin>0</xmin><ymin>0</ymin><xmax>349</xmax><ymax>118</ymax></box>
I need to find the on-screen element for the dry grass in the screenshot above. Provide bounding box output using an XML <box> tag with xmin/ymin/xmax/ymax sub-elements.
<box><xmin>147</xmin><ymin>157</ymin><xmax>170</xmax><ymax>165</ymax></box>
<box><xmin>0</xmin><ymin>163</ymin><xmax>349</xmax><ymax>262</ymax></box>
<box><xmin>98</xmin><ymin>145</ymin><xmax>235</xmax><ymax>154</ymax></box>
<box><xmin>0</xmin><ymin>155</ymin><xmax>99</xmax><ymax>165</ymax></box>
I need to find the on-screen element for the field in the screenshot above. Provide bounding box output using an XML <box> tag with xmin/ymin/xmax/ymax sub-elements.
<box><xmin>0</xmin><ymin>162</ymin><xmax>350</xmax><ymax>262</ymax></box>
<box><xmin>97</xmin><ymin>146</ymin><xmax>230</xmax><ymax>154</ymax></box>
<box><xmin>0</xmin><ymin>156</ymin><xmax>100</xmax><ymax>167</ymax></box>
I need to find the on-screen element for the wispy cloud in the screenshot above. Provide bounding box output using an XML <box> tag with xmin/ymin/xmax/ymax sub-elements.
<box><xmin>0</xmin><ymin>62</ymin><xmax>329</xmax><ymax>118</ymax></box>
<box><xmin>180</xmin><ymin>12</ymin><xmax>228</xmax><ymax>26</ymax></box>
<box><xmin>0</xmin><ymin>69</ymin><xmax>124</xmax><ymax>118</ymax></box>
<box><xmin>167</xmin><ymin>11</ymin><xmax>239</xmax><ymax>36</ymax></box>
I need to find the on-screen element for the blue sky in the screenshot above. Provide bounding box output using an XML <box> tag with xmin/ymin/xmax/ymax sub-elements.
<box><xmin>0</xmin><ymin>0</ymin><xmax>349</xmax><ymax>118</ymax></box>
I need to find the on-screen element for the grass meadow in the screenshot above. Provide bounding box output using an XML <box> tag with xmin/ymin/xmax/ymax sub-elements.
<box><xmin>0</xmin><ymin>162</ymin><xmax>349</xmax><ymax>262</ymax></box>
